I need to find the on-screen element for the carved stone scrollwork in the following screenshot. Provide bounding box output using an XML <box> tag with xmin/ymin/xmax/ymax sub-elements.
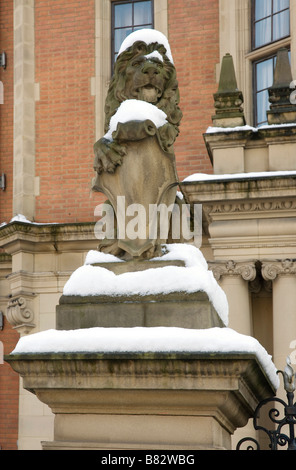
<box><xmin>6</xmin><ymin>295</ymin><xmax>36</xmax><ymax>335</ymax></box>
<box><xmin>208</xmin><ymin>260</ymin><xmax>257</xmax><ymax>282</ymax></box>
<box><xmin>261</xmin><ymin>259</ymin><xmax>296</xmax><ymax>281</ymax></box>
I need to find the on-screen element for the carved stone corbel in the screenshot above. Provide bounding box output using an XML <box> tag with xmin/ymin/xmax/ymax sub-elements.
<box><xmin>6</xmin><ymin>295</ymin><xmax>36</xmax><ymax>335</ymax></box>
<box><xmin>261</xmin><ymin>259</ymin><xmax>296</xmax><ymax>281</ymax></box>
<box><xmin>208</xmin><ymin>260</ymin><xmax>257</xmax><ymax>282</ymax></box>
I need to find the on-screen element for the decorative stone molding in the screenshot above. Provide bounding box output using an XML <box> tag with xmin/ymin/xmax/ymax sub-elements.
<box><xmin>262</xmin><ymin>259</ymin><xmax>296</xmax><ymax>281</ymax></box>
<box><xmin>210</xmin><ymin>199</ymin><xmax>296</xmax><ymax>216</ymax></box>
<box><xmin>6</xmin><ymin>295</ymin><xmax>36</xmax><ymax>335</ymax></box>
<box><xmin>208</xmin><ymin>260</ymin><xmax>257</xmax><ymax>282</ymax></box>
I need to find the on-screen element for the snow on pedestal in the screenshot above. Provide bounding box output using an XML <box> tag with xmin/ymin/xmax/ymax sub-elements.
<box><xmin>63</xmin><ymin>244</ymin><xmax>228</xmax><ymax>325</ymax></box>
<box><xmin>11</xmin><ymin>326</ymin><xmax>279</xmax><ymax>390</ymax></box>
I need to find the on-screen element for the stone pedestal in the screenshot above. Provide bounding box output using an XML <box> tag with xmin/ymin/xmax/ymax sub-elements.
<box><xmin>56</xmin><ymin>259</ymin><xmax>225</xmax><ymax>330</ymax></box>
<box><xmin>56</xmin><ymin>291</ymin><xmax>224</xmax><ymax>331</ymax></box>
<box><xmin>6</xmin><ymin>352</ymin><xmax>275</xmax><ymax>450</ymax></box>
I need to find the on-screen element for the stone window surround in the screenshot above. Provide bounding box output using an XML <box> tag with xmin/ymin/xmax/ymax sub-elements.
<box><xmin>219</xmin><ymin>0</ymin><xmax>296</xmax><ymax>126</ymax></box>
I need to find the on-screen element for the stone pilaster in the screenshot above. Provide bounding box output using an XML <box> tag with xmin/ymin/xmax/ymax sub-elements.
<box><xmin>13</xmin><ymin>0</ymin><xmax>36</xmax><ymax>219</ymax></box>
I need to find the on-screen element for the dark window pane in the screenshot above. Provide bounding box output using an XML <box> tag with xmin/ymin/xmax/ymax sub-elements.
<box><xmin>255</xmin><ymin>0</ymin><xmax>272</xmax><ymax>20</ymax></box>
<box><xmin>255</xmin><ymin>18</ymin><xmax>272</xmax><ymax>48</ymax></box>
<box><xmin>134</xmin><ymin>1</ymin><xmax>152</xmax><ymax>25</ymax></box>
<box><xmin>273</xmin><ymin>10</ymin><xmax>290</xmax><ymax>40</ymax></box>
<box><xmin>273</xmin><ymin>0</ymin><xmax>289</xmax><ymax>13</ymax></box>
<box><xmin>114</xmin><ymin>3</ymin><xmax>133</xmax><ymax>28</ymax></box>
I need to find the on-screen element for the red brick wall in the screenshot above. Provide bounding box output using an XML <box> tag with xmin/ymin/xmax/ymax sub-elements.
<box><xmin>0</xmin><ymin>0</ymin><xmax>14</xmax><ymax>224</ymax></box>
<box><xmin>0</xmin><ymin>321</ymin><xmax>19</xmax><ymax>450</ymax></box>
<box><xmin>0</xmin><ymin>1</ymin><xmax>19</xmax><ymax>447</ymax></box>
<box><xmin>168</xmin><ymin>0</ymin><xmax>219</xmax><ymax>180</ymax></box>
<box><xmin>34</xmin><ymin>0</ymin><xmax>103</xmax><ymax>224</ymax></box>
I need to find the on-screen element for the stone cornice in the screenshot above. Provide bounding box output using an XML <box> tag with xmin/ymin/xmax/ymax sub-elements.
<box><xmin>203</xmin><ymin>125</ymin><xmax>296</xmax><ymax>163</ymax></box>
<box><xmin>0</xmin><ymin>221</ymin><xmax>97</xmax><ymax>254</ymax></box>
<box><xmin>261</xmin><ymin>259</ymin><xmax>296</xmax><ymax>280</ymax></box>
<box><xmin>182</xmin><ymin>174</ymin><xmax>296</xmax><ymax>204</ymax></box>
<box><xmin>181</xmin><ymin>175</ymin><xmax>296</xmax><ymax>230</ymax></box>
<box><xmin>208</xmin><ymin>260</ymin><xmax>257</xmax><ymax>282</ymax></box>
<box><xmin>6</xmin><ymin>352</ymin><xmax>276</xmax><ymax>424</ymax></box>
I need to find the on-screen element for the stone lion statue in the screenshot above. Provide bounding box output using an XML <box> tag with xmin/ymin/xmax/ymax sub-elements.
<box><xmin>92</xmin><ymin>30</ymin><xmax>184</xmax><ymax>260</ymax></box>
<box><xmin>93</xmin><ymin>35</ymin><xmax>182</xmax><ymax>175</ymax></box>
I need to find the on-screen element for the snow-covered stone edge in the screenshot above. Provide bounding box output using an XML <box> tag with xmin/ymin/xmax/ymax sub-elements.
<box><xmin>10</xmin><ymin>326</ymin><xmax>279</xmax><ymax>390</ymax></box>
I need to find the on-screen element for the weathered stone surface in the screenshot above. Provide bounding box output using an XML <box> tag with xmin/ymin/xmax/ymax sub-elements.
<box><xmin>93</xmin><ymin>124</ymin><xmax>179</xmax><ymax>259</ymax></box>
<box><xmin>212</xmin><ymin>53</ymin><xmax>246</xmax><ymax>128</ymax></box>
<box><xmin>56</xmin><ymin>290</ymin><xmax>224</xmax><ymax>330</ymax></box>
<box><xmin>5</xmin><ymin>352</ymin><xmax>276</xmax><ymax>450</ymax></box>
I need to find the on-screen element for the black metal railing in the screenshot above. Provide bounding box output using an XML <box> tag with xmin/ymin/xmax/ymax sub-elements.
<box><xmin>237</xmin><ymin>357</ymin><xmax>296</xmax><ymax>450</ymax></box>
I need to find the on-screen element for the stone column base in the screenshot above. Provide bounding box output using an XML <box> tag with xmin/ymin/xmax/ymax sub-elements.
<box><xmin>6</xmin><ymin>352</ymin><xmax>275</xmax><ymax>450</ymax></box>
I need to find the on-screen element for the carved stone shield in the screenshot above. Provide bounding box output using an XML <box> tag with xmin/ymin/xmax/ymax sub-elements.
<box><xmin>93</xmin><ymin>120</ymin><xmax>178</xmax><ymax>258</ymax></box>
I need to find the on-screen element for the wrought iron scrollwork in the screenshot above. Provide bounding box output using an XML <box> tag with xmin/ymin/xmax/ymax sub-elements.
<box><xmin>236</xmin><ymin>357</ymin><xmax>296</xmax><ymax>451</ymax></box>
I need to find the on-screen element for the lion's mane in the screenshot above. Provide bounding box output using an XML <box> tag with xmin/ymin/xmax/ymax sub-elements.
<box><xmin>104</xmin><ymin>41</ymin><xmax>183</xmax><ymax>141</ymax></box>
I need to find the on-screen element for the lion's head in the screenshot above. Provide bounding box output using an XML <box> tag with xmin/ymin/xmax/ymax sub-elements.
<box><xmin>104</xmin><ymin>39</ymin><xmax>183</xmax><ymax>144</ymax></box>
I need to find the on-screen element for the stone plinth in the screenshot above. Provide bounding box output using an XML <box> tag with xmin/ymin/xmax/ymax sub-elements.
<box><xmin>6</xmin><ymin>352</ymin><xmax>276</xmax><ymax>450</ymax></box>
<box><xmin>56</xmin><ymin>258</ymin><xmax>226</xmax><ymax>330</ymax></box>
<box><xmin>56</xmin><ymin>291</ymin><xmax>224</xmax><ymax>330</ymax></box>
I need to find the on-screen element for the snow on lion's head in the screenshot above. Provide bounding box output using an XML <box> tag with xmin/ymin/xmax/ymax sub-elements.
<box><xmin>104</xmin><ymin>29</ymin><xmax>183</xmax><ymax>141</ymax></box>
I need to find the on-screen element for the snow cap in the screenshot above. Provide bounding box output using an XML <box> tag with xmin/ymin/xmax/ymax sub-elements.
<box><xmin>117</xmin><ymin>28</ymin><xmax>174</xmax><ymax>63</ymax></box>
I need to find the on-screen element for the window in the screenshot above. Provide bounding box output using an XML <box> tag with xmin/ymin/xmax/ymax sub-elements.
<box><xmin>252</xmin><ymin>0</ymin><xmax>290</xmax><ymax>126</ymax></box>
<box><xmin>252</xmin><ymin>0</ymin><xmax>290</xmax><ymax>49</ymax></box>
<box><xmin>253</xmin><ymin>55</ymin><xmax>277</xmax><ymax>126</ymax></box>
<box><xmin>111</xmin><ymin>1</ymin><xmax>154</xmax><ymax>67</ymax></box>
<box><xmin>253</xmin><ymin>50</ymin><xmax>291</xmax><ymax>126</ymax></box>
